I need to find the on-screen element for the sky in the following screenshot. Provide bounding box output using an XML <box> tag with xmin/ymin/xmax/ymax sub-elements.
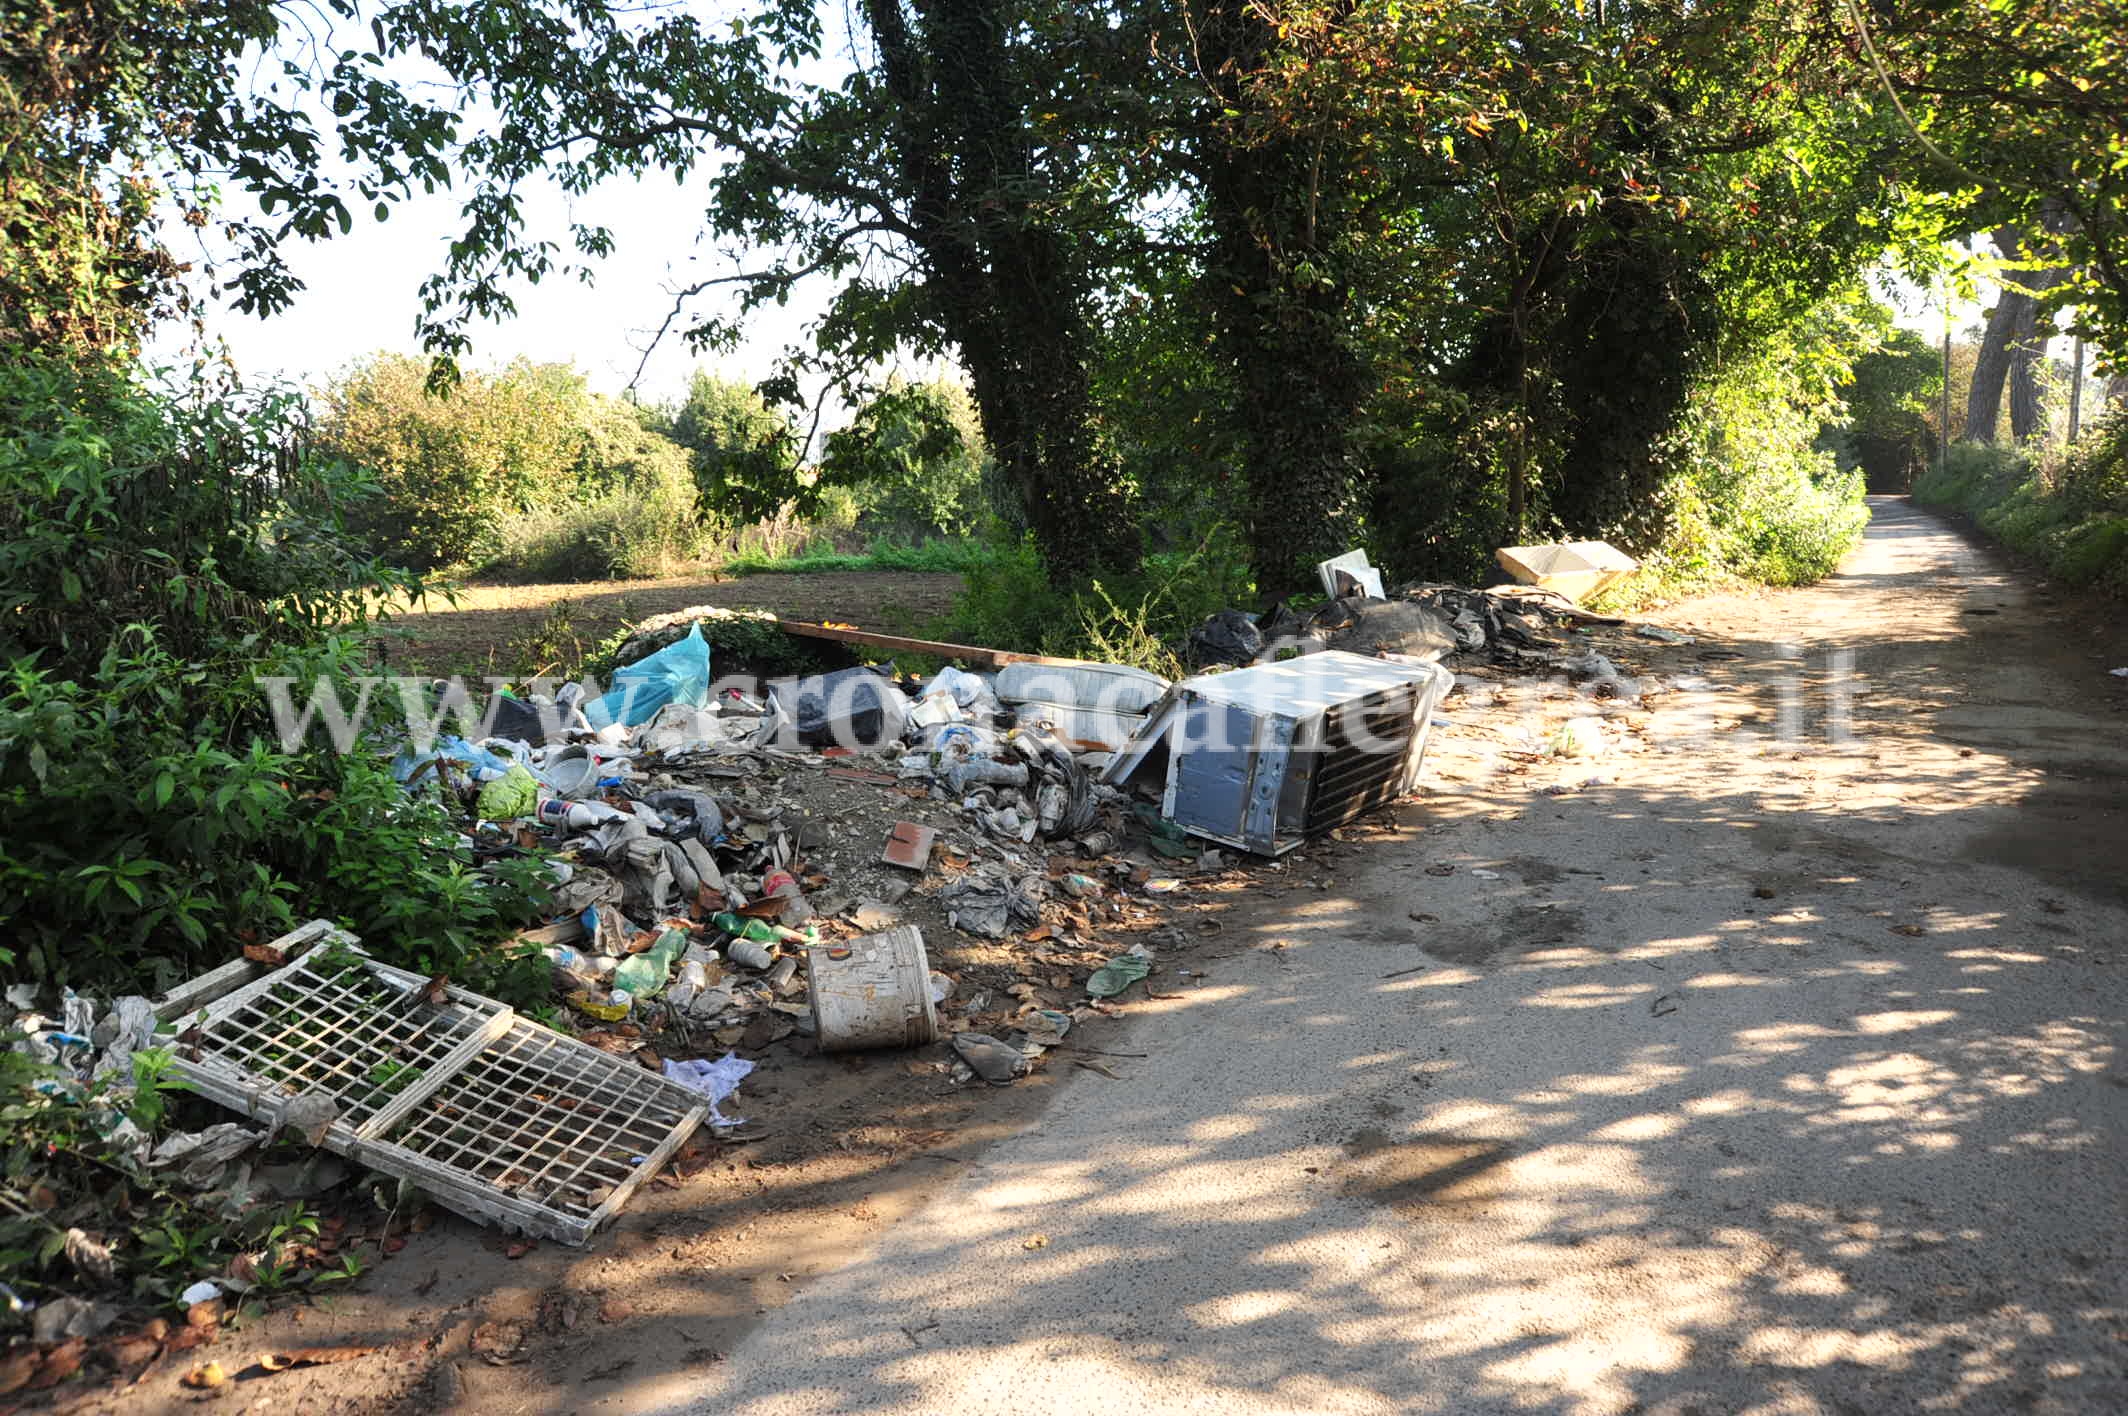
<box><xmin>145</xmin><ymin>0</ymin><xmax>870</xmax><ymax>412</ymax></box>
<box><xmin>152</xmin><ymin>172</ymin><xmax>823</xmax><ymax>406</ymax></box>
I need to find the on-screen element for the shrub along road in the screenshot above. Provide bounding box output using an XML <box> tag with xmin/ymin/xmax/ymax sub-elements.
<box><xmin>645</xmin><ymin>499</ymin><xmax>2128</xmax><ymax>1415</ymax></box>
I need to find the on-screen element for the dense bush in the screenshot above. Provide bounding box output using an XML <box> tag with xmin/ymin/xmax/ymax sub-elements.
<box><xmin>483</xmin><ymin>399</ymin><xmax>710</xmax><ymax>579</ymax></box>
<box><xmin>321</xmin><ymin>354</ymin><xmax>592</xmax><ymax>569</ymax></box>
<box><xmin>1590</xmin><ymin>306</ymin><xmax>1871</xmax><ymax>605</ymax></box>
<box><xmin>1915</xmin><ymin>419</ymin><xmax>2128</xmax><ymax>595</ymax></box>
<box><xmin>821</xmin><ymin>380</ymin><xmax>994</xmax><ymax>540</ymax></box>
<box><xmin>0</xmin><ymin>356</ymin><xmax>548</xmax><ymax>996</ymax></box>
<box><xmin>1828</xmin><ymin>327</ymin><xmax>1943</xmax><ymax>493</ymax></box>
<box><xmin>926</xmin><ymin>533</ymin><xmax>1253</xmax><ymax>671</ymax></box>
<box><xmin>660</xmin><ymin>372</ymin><xmax>806</xmax><ymax>525</ymax></box>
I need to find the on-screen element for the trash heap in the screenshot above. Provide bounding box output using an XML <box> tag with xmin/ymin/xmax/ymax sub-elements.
<box><xmin>390</xmin><ymin>625</ymin><xmax>1205</xmax><ymax>1092</ymax></box>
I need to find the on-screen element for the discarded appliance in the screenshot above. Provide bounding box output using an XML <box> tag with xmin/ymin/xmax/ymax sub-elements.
<box><xmin>995</xmin><ymin>661</ymin><xmax>1168</xmax><ymax>752</ymax></box>
<box><xmin>1101</xmin><ymin>650</ymin><xmax>1454</xmax><ymax>856</ymax></box>
<box><xmin>154</xmin><ymin>921</ymin><xmax>709</xmax><ymax>1246</ymax></box>
<box><xmin>1317</xmin><ymin>549</ymin><xmax>1387</xmax><ymax>602</ymax></box>
<box><xmin>1494</xmin><ymin>541</ymin><xmax>1638</xmax><ymax>604</ymax></box>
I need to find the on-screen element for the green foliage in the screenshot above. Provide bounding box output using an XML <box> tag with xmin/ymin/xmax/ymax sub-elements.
<box><xmin>0</xmin><ymin>358</ymin><xmax>410</xmax><ymax>679</ymax></box>
<box><xmin>321</xmin><ymin>354</ymin><xmax>593</xmax><ymax>569</ymax></box>
<box><xmin>660</xmin><ymin>373</ymin><xmax>805</xmax><ymax>526</ymax></box>
<box><xmin>1853</xmin><ymin>0</ymin><xmax>2128</xmax><ymax>351</ymax></box>
<box><xmin>322</xmin><ymin>356</ymin><xmax>708</xmax><ymax>579</ymax></box>
<box><xmin>0</xmin><ymin>0</ymin><xmax>259</xmax><ymax>357</ymax></box>
<box><xmin>925</xmin><ymin>535</ymin><xmax>1253</xmax><ymax>668</ymax></box>
<box><xmin>0</xmin><ymin>355</ymin><xmax>548</xmax><ymax>999</ymax></box>
<box><xmin>1831</xmin><ymin>326</ymin><xmax>1944</xmax><ymax>493</ymax></box>
<box><xmin>0</xmin><ymin>1047</ymin><xmax>353</xmax><ymax>1318</ymax></box>
<box><xmin>724</xmin><ymin>537</ymin><xmax>1008</xmax><ymax>577</ymax></box>
<box><xmin>1591</xmin><ymin>301</ymin><xmax>1873</xmax><ymax>604</ymax></box>
<box><xmin>822</xmin><ymin>380</ymin><xmax>993</xmax><ymax>540</ymax></box>
<box><xmin>1916</xmin><ymin>418</ymin><xmax>2128</xmax><ymax>595</ymax></box>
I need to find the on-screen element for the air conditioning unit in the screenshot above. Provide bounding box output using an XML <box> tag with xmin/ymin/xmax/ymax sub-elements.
<box><xmin>1102</xmin><ymin>651</ymin><xmax>1453</xmax><ymax>856</ymax></box>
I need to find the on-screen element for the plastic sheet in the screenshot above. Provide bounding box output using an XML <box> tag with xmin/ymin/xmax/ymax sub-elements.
<box><xmin>586</xmin><ymin>624</ymin><xmax>712</xmax><ymax>730</ymax></box>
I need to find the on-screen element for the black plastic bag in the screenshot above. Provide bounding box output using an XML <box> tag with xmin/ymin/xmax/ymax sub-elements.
<box><xmin>1186</xmin><ymin>609</ymin><xmax>1264</xmax><ymax>668</ymax></box>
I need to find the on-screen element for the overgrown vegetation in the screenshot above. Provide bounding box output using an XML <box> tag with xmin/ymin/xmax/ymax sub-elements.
<box><xmin>320</xmin><ymin>354</ymin><xmax>709</xmax><ymax>579</ymax></box>
<box><xmin>1914</xmin><ymin>418</ymin><xmax>2128</xmax><ymax>596</ymax></box>
<box><xmin>0</xmin><ymin>356</ymin><xmax>549</xmax><ymax>995</ymax></box>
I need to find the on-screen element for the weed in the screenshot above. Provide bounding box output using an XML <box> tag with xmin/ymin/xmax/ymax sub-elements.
<box><xmin>725</xmin><ymin>535</ymin><xmax>1007</xmax><ymax>577</ymax></box>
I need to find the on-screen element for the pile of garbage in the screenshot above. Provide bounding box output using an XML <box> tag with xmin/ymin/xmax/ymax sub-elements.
<box><xmin>1180</xmin><ymin>541</ymin><xmax>1634</xmax><ymax>672</ymax></box>
<box><xmin>381</xmin><ymin>625</ymin><xmax>1208</xmax><ymax>1091</ymax></box>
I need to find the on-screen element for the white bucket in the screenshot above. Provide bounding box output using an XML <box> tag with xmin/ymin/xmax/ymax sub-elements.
<box><xmin>806</xmin><ymin>926</ymin><xmax>941</xmax><ymax>1051</ymax></box>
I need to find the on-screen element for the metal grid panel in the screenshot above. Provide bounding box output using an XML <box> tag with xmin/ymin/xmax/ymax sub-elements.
<box><xmin>177</xmin><ymin>950</ymin><xmax>508</xmax><ymax>1139</ymax></box>
<box><xmin>374</xmin><ymin>1019</ymin><xmax>705</xmax><ymax>1244</ymax></box>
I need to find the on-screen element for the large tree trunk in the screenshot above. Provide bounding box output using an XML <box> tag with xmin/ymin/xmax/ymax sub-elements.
<box><xmin>2008</xmin><ymin>324</ymin><xmax>2046</xmax><ymax>441</ymax></box>
<box><xmin>1970</xmin><ymin>216</ymin><xmax>2070</xmax><ymax>444</ymax></box>
<box><xmin>862</xmin><ymin>0</ymin><xmax>1136</xmax><ymax>585</ymax></box>
<box><xmin>1189</xmin><ymin>1</ymin><xmax>1371</xmax><ymax>595</ymax></box>
<box><xmin>1964</xmin><ymin>235</ymin><xmax>2029</xmax><ymax>443</ymax></box>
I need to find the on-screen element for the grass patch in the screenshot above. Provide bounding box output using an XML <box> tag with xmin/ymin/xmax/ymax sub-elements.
<box><xmin>725</xmin><ymin>536</ymin><xmax>1008</xmax><ymax>577</ymax></box>
<box><xmin>1914</xmin><ymin>419</ymin><xmax>2128</xmax><ymax>596</ymax></box>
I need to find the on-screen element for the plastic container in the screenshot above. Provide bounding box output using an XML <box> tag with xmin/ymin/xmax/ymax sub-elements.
<box><xmin>537</xmin><ymin>796</ymin><xmax>624</xmax><ymax>830</ymax></box>
<box><xmin>724</xmin><ymin>936</ymin><xmax>775</xmax><ymax>971</ymax></box>
<box><xmin>806</xmin><ymin>925</ymin><xmax>940</xmax><ymax>1052</ymax></box>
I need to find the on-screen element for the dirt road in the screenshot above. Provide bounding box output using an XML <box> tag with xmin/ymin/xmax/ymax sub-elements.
<box><xmin>646</xmin><ymin>499</ymin><xmax>2128</xmax><ymax>1415</ymax></box>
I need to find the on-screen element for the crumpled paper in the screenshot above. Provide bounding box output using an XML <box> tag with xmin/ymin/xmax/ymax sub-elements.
<box><xmin>940</xmin><ymin>872</ymin><xmax>1046</xmax><ymax>939</ymax></box>
<box><xmin>662</xmin><ymin>1052</ymin><xmax>754</xmax><ymax>1127</ymax></box>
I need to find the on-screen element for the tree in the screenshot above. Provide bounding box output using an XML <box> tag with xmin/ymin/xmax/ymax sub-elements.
<box><xmin>660</xmin><ymin>373</ymin><xmax>801</xmax><ymax>527</ymax></box>
<box><xmin>1176</xmin><ymin>1</ymin><xmax>1376</xmax><ymax>591</ymax></box>
<box><xmin>262</xmin><ymin>0</ymin><xmax>1146</xmax><ymax>584</ymax></box>
<box><xmin>820</xmin><ymin>378</ymin><xmax>991</xmax><ymax>539</ymax></box>
<box><xmin>1839</xmin><ymin>326</ymin><xmax>1942</xmax><ymax>491</ymax></box>
<box><xmin>1845</xmin><ymin>0</ymin><xmax>2128</xmax><ymax>352</ymax></box>
<box><xmin>1348</xmin><ymin>0</ymin><xmax>1919</xmax><ymax>555</ymax></box>
<box><xmin>319</xmin><ymin>355</ymin><xmax>593</xmax><ymax>568</ymax></box>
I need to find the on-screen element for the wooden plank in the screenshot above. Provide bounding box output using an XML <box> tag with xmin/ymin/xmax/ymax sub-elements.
<box><xmin>777</xmin><ymin>619</ymin><xmax>1086</xmax><ymax>668</ymax></box>
<box><xmin>155</xmin><ymin>957</ymin><xmax>260</xmax><ymax>1022</ymax></box>
<box><xmin>581</xmin><ymin>1104</ymin><xmax>705</xmax><ymax>1241</ymax></box>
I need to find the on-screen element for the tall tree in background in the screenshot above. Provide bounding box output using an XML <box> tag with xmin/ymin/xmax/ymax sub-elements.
<box><xmin>1849</xmin><ymin>0</ymin><xmax>2128</xmax><ymax>352</ymax></box>
<box><xmin>312</xmin><ymin>0</ymin><xmax>1142</xmax><ymax>584</ymax></box>
<box><xmin>1180</xmin><ymin>0</ymin><xmax>1375</xmax><ymax>590</ymax></box>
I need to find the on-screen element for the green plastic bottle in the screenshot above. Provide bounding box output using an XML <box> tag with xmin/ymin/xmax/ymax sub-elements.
<box><xmin>612</xmin><ymin>927</ymin><xmax>690</xmax><ymax>998</ymax></box>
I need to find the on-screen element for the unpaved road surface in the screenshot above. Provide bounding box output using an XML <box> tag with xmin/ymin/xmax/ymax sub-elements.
<box><xmin>644</xmin><ymin>499</ymin><xmax>2128</xmax><ymax>1415</ymax></box>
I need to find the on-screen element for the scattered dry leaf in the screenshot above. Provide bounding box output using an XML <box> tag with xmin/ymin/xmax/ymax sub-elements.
<box><xmin>107</xmin><ymin>1333</ymin><xmax>161</xmax><ymax>1368</ymax></box>
<box><xmin>257</xmin><ymin>1344</ymin><xmax>379</xmax><ymax>1372</ymax></box>
<box><xmin>0</xmin><ymin>1346</ymin><xmax>39</xmax><ymax>1396</ymax></box>
<box><xmin>242</xmin><ymin>943</ymin><xmax>287</xmax><ymax>967</ymax></box>
<box><xmin>27</xmin><ymin>1339</ymin><xmax>84</xmax><ymax>1391</ymax></box>
<box><xmin>182</xmin><ymin>1360</ymin><xmax>228</xmax><ymax>1390</ymax></box>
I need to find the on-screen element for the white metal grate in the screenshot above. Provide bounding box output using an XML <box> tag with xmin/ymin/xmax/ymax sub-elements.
<box><xmin>371</xmin><ymin>1019</ymin><xmax>704</xmax><ymax>1243</ymax></box>
<box><xmin>161</xmin><ymin>927</ymin><xmax>707</xmax><ymax>1245</ymax></box>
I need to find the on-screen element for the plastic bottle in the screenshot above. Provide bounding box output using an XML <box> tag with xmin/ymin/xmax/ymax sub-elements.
<box><xmin>613</xmin><ymin>927</ymin><xmax>689</xmax><ymax>997</ymax></box>
<box><xmin>724</xmin><ymin>936</ymin><xmax>775</xmax><ymax>971</ymax></box>
<box><xmin>710</xmin><ymin>912</ymin><xmax>781</xmax><ymax>944</ymax></box>
<box><xmin>537</xmin><ymin>796</ymin><xmax>624</xmax><ymax>830</ymax></box>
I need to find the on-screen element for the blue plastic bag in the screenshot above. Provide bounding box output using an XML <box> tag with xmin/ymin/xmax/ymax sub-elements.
<box><xmin>585</xmin><ymin>624</ymin><xmax>712</xmax><ymax>730</ymax></box>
